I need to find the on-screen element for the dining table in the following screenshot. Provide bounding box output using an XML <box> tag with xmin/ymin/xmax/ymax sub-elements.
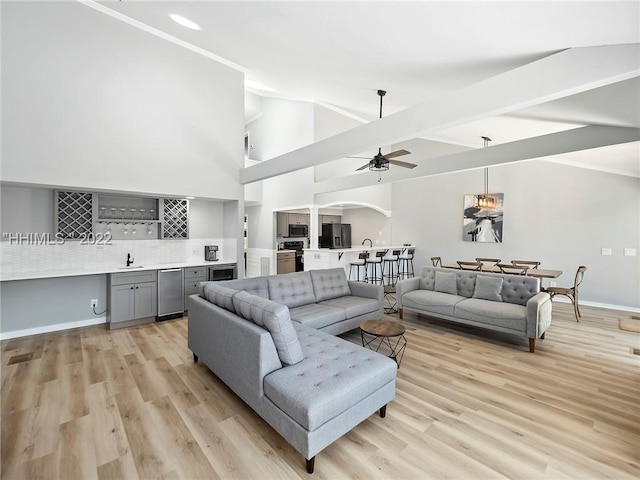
<box><xmin>441</xmin><ymin>264</ymin><xmax>563</xmax><ymax>279</ymax></box>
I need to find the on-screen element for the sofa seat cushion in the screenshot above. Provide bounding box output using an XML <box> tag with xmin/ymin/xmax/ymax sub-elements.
<box><xmin>402</xmin><ymin>290</ymin><xmax>466</xmax><ymax>317</ymax></box>
<box><xmin>310</xmin><ymin>268</ymin><xmax>351</xmax><ymax>302</ymax></box>
<box><xmin>318</xmin><ymin>296</ymin><xmax>380</xmax><ymax>318</ymax></box>
<box><xmin>454</xmin><ymin>298</ymin><xmax>527</xmax><ymax>332</ymax></box>
<box><xmin>289</xmin><ymin>303</ymin><xmax>346</xmax><ymax>330</ymax></box>
<box><xmin>268</xmin><ymin>271</ymin><xmax>316</xmax><ymax>309</ymax></box>
<box><xmin>263</xmin><ymin>324</ymin><xmax>397</xmax><ymax>431</ymax></box>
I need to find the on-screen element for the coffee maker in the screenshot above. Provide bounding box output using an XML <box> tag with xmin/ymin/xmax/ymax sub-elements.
<box><xmin>204</xmin><ymin>245</ymin><xmax>219</xmax><ymax>262</ymax></box>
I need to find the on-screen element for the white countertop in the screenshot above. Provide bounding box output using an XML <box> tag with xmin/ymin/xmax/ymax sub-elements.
<box><xmin>276</xmin><ymin>249</ymin><xmax>298</xmax><ymax>254</ymax></box>
<box><xmin>0</xmin><ymin>259</ymin><xmax>238</xmax><ymax>282</ymax></box>
<box><xmin>304</xmin><ymin>245</ymin><xmax>414</xmax><ymax>253</ymax></box>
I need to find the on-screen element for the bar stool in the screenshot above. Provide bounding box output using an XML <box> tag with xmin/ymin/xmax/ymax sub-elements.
<box><xmin>365</xmin><ymin>251</ymin><xmax>385</xmax><ymax>285</ymax></box>
<box><xmin>349</xmin><ymin>252</ymin><xmax>369</xmax><ymax>282</ymax></box>
<box><xmin>431</xmin><ymin>256</ymin><xmax>442</xmax><ymax>267</ymax></box>
<box><xmin>398</xmin><ymin>248</ymin><xmax>415</xmax><ymax>280</ymax></box>
<box><xmin>382</xmin><ymin>249</ymin><xmax>402</xmax><ymax>286</ymax></box>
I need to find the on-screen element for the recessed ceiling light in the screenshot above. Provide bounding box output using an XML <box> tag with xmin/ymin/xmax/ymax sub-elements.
<box><xmin>185</xmin><ymin>196</ymin><xmax>195</xmax><ymax>200</ymax></box>
<box><xmin>169</xmin><ymin>14</ymin><xmax>201</xmax><ymax>30</ymax></box>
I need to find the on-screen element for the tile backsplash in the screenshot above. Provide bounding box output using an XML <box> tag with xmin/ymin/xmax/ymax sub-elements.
<box><xmin>0</xmin><ymin>238</ymin><xmax>237</xmax><ymax>276</ymax></box>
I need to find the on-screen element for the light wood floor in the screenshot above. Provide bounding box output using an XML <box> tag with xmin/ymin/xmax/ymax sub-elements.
<box><xmin>2</xmin><ymin>302</ymin><xmax>639</xmax><ymax>479</ymax></box>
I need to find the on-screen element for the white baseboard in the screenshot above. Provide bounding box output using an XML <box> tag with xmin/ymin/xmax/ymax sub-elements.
<box><xmin>551</xmin><ymin>296</ymin><xmax>640</xmax><ymax>313</ymax></box>
<box><xmin>0</xmin><ymin>316</ymin><xmax>107</xmax><ymax>341</ymax></box>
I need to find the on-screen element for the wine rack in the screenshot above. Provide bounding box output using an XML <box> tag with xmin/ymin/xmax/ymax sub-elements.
<box><xmin>161</xmin><ymin>198</ymin><xmax>189</xmax><ymax>239</ymax></box>
<box><xmin>56</xmin><ymin>191</ymin><xmax>93</xmax><ymax>239</ymax></box>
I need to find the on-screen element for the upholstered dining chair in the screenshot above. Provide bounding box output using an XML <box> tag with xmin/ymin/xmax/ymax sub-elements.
<box><xmin>431</xmin><ymin>256</ymin><xmax>442</xmax><ymax>267</ymax></box>
<box><xmin>512</xmin><ymin>260</ymin><xmax>541</xmax><ymax>269</ymax></box>
<box><xmin>497</xmin><ymin>263</ymin><xmax>529</xmax><ymax>275</ymax></box>
<box><xmin>457</xmin><ymin>260</ymin><xmax>482</xmax><ymax>271</ymax></box>
<box><xmin>547</xmin><ymin>266</ymin><xmax>587</xmax><ymax>322</ymax></box>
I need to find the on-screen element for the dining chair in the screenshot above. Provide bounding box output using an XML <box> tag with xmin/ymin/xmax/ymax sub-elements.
<box><xmin>431</xmin><ymin>256</ymin><xmax>442</xmax><ymax>267</ymax></box>
<box><xmin>546</xmin><ymin>266</ymin><xmax>587</xmax><ymax>322</ymax></box>
<box><xmin>476</xmin><ymin>257</ymin><xmax>501</xmax><ymax>267</ymax></box>
<box><xmin>457</xmin><ymin>260</ymin><xmax>482</xmax><ymax>271</ymax></box>
<box><xmin>511</xmin><ymin>260</ymin><xmax>541</xmax><ymax>269</ymax></box>
<box><xmin>497</xmin><ymin>263</ymin><xmax>529</xmax><ymax>275</ymax></box>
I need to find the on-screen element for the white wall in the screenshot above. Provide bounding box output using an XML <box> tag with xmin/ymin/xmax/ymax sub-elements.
<box><xmin>391</xmin><ymin>160</ymin><xmax>640</xmax><ymax>309</ymax></box>
<box><xmin>245</xmin><ymin>98</ymin><xmax>315</xmax><ymax>249</ymax></box>
<box><xmin>1</xmin><ymin>2</ymin><xmax>244</xmax><ymax>200</ymax></box>
<box><xmin>341</xmin><ymin>208</ymin><xmax>392</xmax><ymax>247</ymax></box>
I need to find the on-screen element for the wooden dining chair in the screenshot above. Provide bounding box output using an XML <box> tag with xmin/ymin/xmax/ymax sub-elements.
<box><xmin>512</xmin><ymin>260</ymin><xmax>541</xmax><ymax>269</ymax></box>
<box><xmin>431</xmin><ymin>256</ymin><xmax>442</xmax><ymax>267</ymax></box>
<box><xmin>475</xmin><ymin>258</ymin><xmax>501</xmax><ymax>269</ymax></box>
<box><xmin>547</xmin><ymin>266</ymin><xmax>587</xmax><ymax>322</ymax></box>
<box><xmin>497</xmin><ymin>263</ymin><xmax>529</xmax><ymax>275</ymax></box>
<box><xmin>457</xmin><ymin>260</ymin><xmax>482</xmax><ymax>271</ymax></box>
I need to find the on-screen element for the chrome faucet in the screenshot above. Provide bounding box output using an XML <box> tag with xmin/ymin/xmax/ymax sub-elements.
<box><xmin>126</xmin><ymin>253</ymin><xmax>134</xmax><ymax>267</ymax></box>
<box><xmin>362</xmin><ymin>238</ymin><xmax>373</xmax><ymax>248</ymax></box>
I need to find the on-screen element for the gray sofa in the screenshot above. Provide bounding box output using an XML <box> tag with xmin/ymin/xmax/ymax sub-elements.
<box><xmin>396</xmin><ymin>266</ymin><xmax>552</xmax><ymax>352</ymax></box>
<box><xmin>188</xmin><ymin>268</ymin><xmax>396</xmax><ymax>473</ymax></box>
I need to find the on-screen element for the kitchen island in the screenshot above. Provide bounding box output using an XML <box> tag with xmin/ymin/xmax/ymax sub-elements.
<box><xmin>303</xmin><ymin>245</ymin><xmax>414</xmax><ymax>276</ymax></box>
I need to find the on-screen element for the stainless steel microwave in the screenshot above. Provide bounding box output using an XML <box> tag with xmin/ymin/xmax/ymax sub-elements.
<box><xmin>288</xmin><ymin>224</ymin><xmax>308</xmax><ymax>237</ymax></box>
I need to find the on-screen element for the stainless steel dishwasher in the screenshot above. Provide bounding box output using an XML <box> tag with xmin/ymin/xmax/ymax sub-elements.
<box><xmin>157</xmin><ymin>268</ymin><xmax>184</xmax><ymax>321</ymax></box>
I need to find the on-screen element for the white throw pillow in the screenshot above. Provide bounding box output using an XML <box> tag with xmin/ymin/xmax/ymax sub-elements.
<box><xmin>434</xmin><ymin>271</ymin><xmax>457</xmax><ymax>295</ymax></box>
<box><xmin>472</xmin><ymin>275</ymin><xmax>504</xmax><ymax>302</ymax></box>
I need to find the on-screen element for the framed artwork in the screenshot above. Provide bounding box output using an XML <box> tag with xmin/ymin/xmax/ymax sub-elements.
<box><xmin>463</xmin><ymin>193</ymin><xmax>504</xmax><ymax>243</ymax></box>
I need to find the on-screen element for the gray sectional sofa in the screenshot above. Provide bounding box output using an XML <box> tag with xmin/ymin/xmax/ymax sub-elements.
<box><xmin>396</xmin><ymin>266</ymin><xmax>552</xmax><ymax>352</ymax></box>
<box><xmin>188</xmin><ymin>268</ymin><xmax>396</xmax><ymax>473</ymax></box>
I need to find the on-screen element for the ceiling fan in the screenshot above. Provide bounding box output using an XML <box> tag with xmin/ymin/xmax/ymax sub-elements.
<box><xmin>353</xmin><ymin>90</ymin><xmax>417</xmax><ymax>172</ymax></box>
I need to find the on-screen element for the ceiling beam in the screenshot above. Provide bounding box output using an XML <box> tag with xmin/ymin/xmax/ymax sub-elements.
<box><xmin>313</xmin><ymin>126</ymin><xmax>640</xmax><ymax>193</ymax></box>
<box><xmin>240</xmin><ymin>43</ymin><xmax>640</xmax><ymax>185</ymax></box>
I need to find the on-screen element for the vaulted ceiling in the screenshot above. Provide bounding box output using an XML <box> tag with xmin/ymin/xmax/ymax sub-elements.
<box><xmin>93</xmin><ymin>1</ymin><xmax>639</xmax><ymax>182</ymax></box>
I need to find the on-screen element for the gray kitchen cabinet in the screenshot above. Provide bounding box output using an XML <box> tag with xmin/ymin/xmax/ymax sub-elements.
<box><xmin>108</xmin><ymin>270</ymin><xmax>158</xmax><ymax>329</ymax></box>
<box><xmin>277</xmin><ymin>212</ymin><xmax>289</xmax><ymax>237</ymax></box>
<box><xmin>184</xmin><ymin>266</ymin><xmax>207</xmax><ymax>311</ymax></box>
<box><xmin>277</xmin><ymin>251</ymin><xmax>296</xmax><ymax>274</ymax></box>
<box><xmin>289</xmin><ymin>213</ymin><xmax>309</xmax><ymax>225</ymax></box>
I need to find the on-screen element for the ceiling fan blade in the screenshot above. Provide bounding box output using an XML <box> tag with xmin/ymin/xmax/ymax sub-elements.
<box><xmin>382</xmin><ymin>149</ymin><xmax>411</xmax><ymax>160</ymax></box>
<box><xmin>389</xmin><ymin>159</ymin><xmax>417</xmax><ymax>169</ymax></box>
<box><xmin>356</xmin><ymin>162</ymin><xmax>372</xmax><ymax>171</ymax></box>
<box><xmin>347</xmin><ymin>156</ymin><xmax>372</xmax><ymax>159</ymax></box>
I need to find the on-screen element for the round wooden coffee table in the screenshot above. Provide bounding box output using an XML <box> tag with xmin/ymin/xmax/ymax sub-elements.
<box><xmin>359</xmin><ymin>319</ymin><xmax>407</xmax><ymax>367</ymax></box>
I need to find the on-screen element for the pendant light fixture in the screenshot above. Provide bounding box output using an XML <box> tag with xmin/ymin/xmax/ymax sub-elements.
<box><xmin>475</xmin><ymin>136</ymin><xmax>497</xmax><ymax>209</ymax></box>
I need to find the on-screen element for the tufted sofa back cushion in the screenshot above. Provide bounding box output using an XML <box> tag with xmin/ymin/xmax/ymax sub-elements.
<box><xmin>232</xmin><ymin>291</ymin><xmax>304</xmax><ymax>365</ymax></box>
<box><xmin>268</xmin><ymin>271</ymin><xmax>316</xmax><ymax>308</ymax></box>
<box><xmin>310</xmin><ymin>268</ymin><xmax>351</xmax><ymax>302</ymax></box>
<box><xmin>419</xmin><ymin>267</ymin><xmax>539</xmax><ymax>305</ymax></box>
<box><xmin>217</xmin><ymin>277</ymin><xmax>270</xmax><ymax>299</ymax></box>
<box><xmin>500</xmin><ymin>276</ymin><xmax>540</xmax><ymax>306</ymax></box>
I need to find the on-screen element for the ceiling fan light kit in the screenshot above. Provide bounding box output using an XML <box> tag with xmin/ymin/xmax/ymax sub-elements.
<box><xmin>355</xmin><ymin>90</ymin><xmax>417</xmax><ymax>176</ymax></box>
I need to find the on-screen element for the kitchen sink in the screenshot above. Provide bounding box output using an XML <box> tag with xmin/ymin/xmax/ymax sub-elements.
<box><xmin>118</xmin><ymin>265</ymin><xmax>145</xmax><ymax>269</ymax></box>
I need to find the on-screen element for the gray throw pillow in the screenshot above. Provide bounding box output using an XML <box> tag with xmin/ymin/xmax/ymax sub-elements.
<box><xmin>472</xmin><ymin>275</ymin><xmax>503</xmax><ymax>302</ymax></box>
<box><xmin>434</xmin><ymin>271</ymin><xmax>457</xmax><ymax>295</ymax></box>
<box><xmin>232</xmin><ymin>290</ymin><xmax>304</xmax><ymax>365</ymax></box>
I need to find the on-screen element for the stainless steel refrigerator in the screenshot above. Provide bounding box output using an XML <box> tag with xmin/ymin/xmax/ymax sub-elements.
<box><xmin>321</xmin><ymin>223</ymin><xmax>351</xmax><ymax>249</ymax></box>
